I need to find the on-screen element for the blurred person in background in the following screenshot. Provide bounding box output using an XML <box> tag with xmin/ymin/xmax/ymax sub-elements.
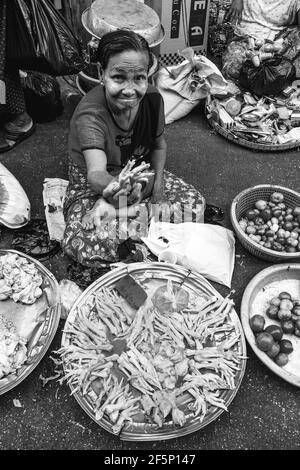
<box><xmin>222</xmin><ymin>0</ymin><xmax>300</xmax><ymax>80</ymax></box>
<box><xmin>0</xmin><ymin>0</ymin><xmax>35</xmax><ymax>154</ymax></box>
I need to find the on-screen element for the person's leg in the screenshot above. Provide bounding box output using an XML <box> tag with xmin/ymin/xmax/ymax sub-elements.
<box><xmin>150</xmin><ymin>169</ymin><xmax>206</xmax><ymax>224</ymax></box>
<box><xmin>81</xmin><ymin>196</ymin><xmax>139</xmax><ymax>230</ymax></box>
<box><xmin>0</xmin><ymin>67</ymin><xmax>35</xmax><ymax>153</ymax></box>
<box><xmin>62</xmin><ymin>196</ymin><xmax>121</xmax><ymax>265</ymax></box>
<box><xmin>277</xmin><ymin>27</ymin><xmax>300</xmax><ymax>77</ymax></box>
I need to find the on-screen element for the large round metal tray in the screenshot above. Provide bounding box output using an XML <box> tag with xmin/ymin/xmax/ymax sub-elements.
<box><xmin>81</xmin><ymin>8</ymin><xmax>165</xmax><ymax>48</ymax></box>
<box><xmin>241</xmin><ymin>263</ymin><xmax>300</xmax><ymax>387</ymax></box>
<box><xmin>0</xmin><ymin>249</ymin><xmax>61</xmax><ymax>395</ymax></box>
<box><xmin>62</xmin><ymin>262</ymin><xmax>247</xmax><ymax>441</ymax></box>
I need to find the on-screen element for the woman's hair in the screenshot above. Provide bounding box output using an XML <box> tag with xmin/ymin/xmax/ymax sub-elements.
<box><xmin>96</xmin><ymin>29</ymin><xmax>153</xmax><ymax>71</ymax></box>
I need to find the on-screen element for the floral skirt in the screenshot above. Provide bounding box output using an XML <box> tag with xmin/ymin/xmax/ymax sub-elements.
<box><xmin>61</xmin><ymin>161</ymin><xmax>206</xmax><ymax>266</ymax></box>
<box><xmin>222</xmin><ymin>27</ymin><xmax>300</xmax><ymax>80</ymax></box>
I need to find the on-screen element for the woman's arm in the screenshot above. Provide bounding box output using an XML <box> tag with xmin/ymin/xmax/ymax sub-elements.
<box><xmin>84</xmin><ymin>148</ymin><xmax>143</xmax><ymax>208</ymax></box>
<box><xmin>84</xmin><ymin>148</ymin><xmax>116</xmax><ymax>194</ymax></box>
<box><xmin>148</xmin><ymin>133</ymin><xmax>167</xmax><ymax>203</ymax></box>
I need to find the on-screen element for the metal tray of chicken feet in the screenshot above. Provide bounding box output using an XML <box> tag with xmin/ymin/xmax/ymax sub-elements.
<box><xmin>0</xmin><ymin>249</ymin><xmax>61</xmax><ymax>395</ymax></box>
<box><xmin>60</xmin><ymin>262</ymin><xmax>247</xmax><ymax>441</ymax></box>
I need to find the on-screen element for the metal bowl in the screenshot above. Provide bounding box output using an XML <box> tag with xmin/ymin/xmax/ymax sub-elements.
<box><xmin>61</xmin><ymin>262</ymin><xmax>247</xmax><ymax>441</ymax></box>
<box><xmin>241</xmin><ymin>263</ymin><xmax>300</xmax><ymax>387</ymax></box>
<box><xmin>81</xmin><ymin>8</ymin><xmax>165</xmax><ymax>48</ymax></box>
<box><xmin>0</xmin><ymin>249</ymin><xmax>61</xmax><ymax>395</ymax></box>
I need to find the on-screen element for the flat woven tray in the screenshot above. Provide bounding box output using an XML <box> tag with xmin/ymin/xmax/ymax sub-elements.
<box><xmin>207</xmin><ymin>115</ymin><xmax>300</xmax><ymax>152</ymax></box>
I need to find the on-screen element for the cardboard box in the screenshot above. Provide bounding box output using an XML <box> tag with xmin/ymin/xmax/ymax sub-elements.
<box><xmin>145</xmin><ymin>0</ymin><xmax>210</xmax><ymax>66</ymax></box>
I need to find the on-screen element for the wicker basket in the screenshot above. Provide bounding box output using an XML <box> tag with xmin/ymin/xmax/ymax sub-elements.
<box><xmin>230</xmin><ymin>184</ymin><xmax>300</xmax><ymax>262</ymax></box>
<box><xmin>207</xmin><ymin>116</ymin><xmax>300</xmax><ymax>152</ymax></box>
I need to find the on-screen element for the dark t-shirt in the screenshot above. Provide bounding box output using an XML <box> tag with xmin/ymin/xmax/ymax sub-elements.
<box><xmin>68</xmin><ymin>84</ymin><xmax>165</xmax><ymax>176</ymax></box>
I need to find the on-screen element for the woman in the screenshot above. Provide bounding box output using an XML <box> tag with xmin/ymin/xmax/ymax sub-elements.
<box><xmin>0</xmin><ymin>0</ymin><xmax>35</xmax><ymax>153</ymax></box>
<box><xmin>62</xmin><ymin>30</ymin><xmax>205</xmax><ymax>266</ymax></box>
<box><xmin>222</xmin><ymin>0</ymin><xmax>300</xmax><ymax>80</ymax></box>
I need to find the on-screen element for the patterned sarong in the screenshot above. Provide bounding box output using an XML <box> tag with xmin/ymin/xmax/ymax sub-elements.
<box><xmin>62</xmin><ymin>160</ymin><xmax>206</xmax><ymax>266</ymax></box>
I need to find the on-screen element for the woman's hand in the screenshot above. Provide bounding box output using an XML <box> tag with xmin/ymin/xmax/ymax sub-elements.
<box><xmin>127</xmin><ymin>182</ymin><xmax>143</xmax><ymax>205</ymax></box>
<box><xmin>151</xmin><ymin>179</ymin><xmax>165</xmax><ymax>204</ymax></box>
<box><xmin>102</xmin><ymin>160</ymin><xmax>153</xmax><ymax>207</ymax></box>
<box><xmin>226</xmin><ymin>0</ymin><xmax>243</xmax><ymax>24</ymax></box>
<box><xmin>102</xmin><ymin>178</ymin><xmax>121</xmax><ymax>199</ymax></box>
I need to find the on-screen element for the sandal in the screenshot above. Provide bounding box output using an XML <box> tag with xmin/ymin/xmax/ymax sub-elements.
<box><xmin>204</xmin><ymin>204</ymin><xmax>225</xmax><ymax>223</ymax></box>
<box><xmin>11</xmin><ymin>218</ymin><xmax>61</xmax><ymax>261</ymax></box>
<box><xmin>0</xmin><ymin>122</ymin><xmax>36</xmax><ymax>153</ymax></box>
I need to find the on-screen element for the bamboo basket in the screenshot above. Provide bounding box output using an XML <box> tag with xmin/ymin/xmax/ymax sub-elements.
<box><xmin>230</xmin><ymin>184</ymin><xmax>300</xmax><ymax>262</ymax></box>
<box><xmin>207</xmin><ymin>116</ymin><xmax>300</xmax><ymax>152</ymax></box>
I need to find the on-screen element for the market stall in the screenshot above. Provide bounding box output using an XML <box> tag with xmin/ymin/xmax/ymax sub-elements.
<box><xmin>1</xmin><ymin>84</ymin><xmax>300</xmax><ymax>449</ymax></box>
<box><xmin>1</xmin><ymin>0</ymin><xmax>300</xmax><ymax>453</ymax></box>
<box><xmin>1</xmin><ymin>179</ymin><xmax>300</xmax><ymax>441</ymax></box>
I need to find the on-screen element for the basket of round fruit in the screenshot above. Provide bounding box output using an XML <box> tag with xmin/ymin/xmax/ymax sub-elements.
<box><xmin>230</xmin><ymin>184</ymin><xmax>300</xmax><ymax>262</ymax></box>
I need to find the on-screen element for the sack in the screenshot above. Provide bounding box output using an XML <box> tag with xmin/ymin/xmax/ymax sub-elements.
<box><xmin>141</xmin><ymin>220</ymin><xmax>235</xmax><ymax>288</ymax></box>
<box><xmin>0</xmin><ymin>163</ymin><xmax>31</xmax><ymax>229</ymax></box>
<box><xmin>239</xmin><ymin>57</ymin><xmax>296</xmax><ymax>97</ymax></box>
<box><xmin>21</xmin><ymin>71</ymin><xmax>63</xmax><ymax>122</ymax></box>
<box><xmin>154</xmin><ymin>47</ymin><xmax>228</xmax><ymax>124</ymax></box>
<box><xmin>6</xmin><ymin>0</ymin><xmax>85</xmax><ymax>76</ymax></box>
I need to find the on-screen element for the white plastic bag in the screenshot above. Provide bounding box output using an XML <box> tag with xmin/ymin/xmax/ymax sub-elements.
<box><xmin>142</xmin><ymin>220</ymin><xmax>235</xmax><ymax>288</ymax></box>
<box><xmin>58</xmin><ymin>279</ymin><xmax>83</xmax><ymax>320</ymax></box>
<box><xmin>0</xmin><ymin>162</ymin><xmax>31</xmax><ymax>228</ymax></box>
<box><xmin>43</xmin><ymin>178</ymin><xmax>68</xmax><ymax>242</ymax></box>
<box><xmin>154</xmin><ymin>47</ymin><xmax>228</xmax><ymax>124</ymax></box>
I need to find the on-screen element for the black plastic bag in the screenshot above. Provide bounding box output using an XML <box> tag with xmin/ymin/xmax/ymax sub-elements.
<box><xmin>6</xmin><ymin>0</ymin><xmax>86</xmax><ymax>76</ymax></box>
<box><xmin>21</xmin><ymin>71</ymin><xmax>63</xmax><ymax>122</ymax></box>
<box><xmin>6</xmin><ymin>0</ymin><xmax>36</xmax><ymax>68</ymax></box>
<box><xmin>239</xmin><ymin>57</ymin><xmax>296</xmax><ymax>97</ymax></box>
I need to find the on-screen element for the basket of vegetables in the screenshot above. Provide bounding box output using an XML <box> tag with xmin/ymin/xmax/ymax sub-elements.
<box><xmin>230</xmin><ymin>184</ymin><xmax>300</xmax><ymax>262</ymax></box>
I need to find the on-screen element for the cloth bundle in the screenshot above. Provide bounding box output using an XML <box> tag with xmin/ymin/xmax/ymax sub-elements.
<box><xmin>155</xmin><ymin>47</ymin><xmax>228</xmax><ymax>124</ymax></box>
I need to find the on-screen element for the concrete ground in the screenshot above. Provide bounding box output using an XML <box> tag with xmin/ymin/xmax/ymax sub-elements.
<box><xmin>0</xmin><ymin>78</ymin><xmax>299</xmax><ymax>451</ymax></box>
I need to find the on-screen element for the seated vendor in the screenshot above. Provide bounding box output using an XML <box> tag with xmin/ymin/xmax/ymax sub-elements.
<box><xmin>222</xmin><ymin>0</ymin><xmax>300</xmax><ymax>80</ymax></box>
<box><xmin>62</xmin><ymin>30</ymin><xmax>205</xmax><ymax>267</ymax></box>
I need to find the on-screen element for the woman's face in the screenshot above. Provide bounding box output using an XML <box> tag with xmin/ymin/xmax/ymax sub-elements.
<box><xmin>102</xmin><ymin>50</ymin><xmax>149</xmax><ymax>114</ymax></box>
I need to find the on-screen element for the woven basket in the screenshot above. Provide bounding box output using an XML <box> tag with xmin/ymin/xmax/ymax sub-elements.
<box><xmin>207</xmin><ymin>115</ymin><xmax>300</xmax><ymax>152</ymax></box>
<box><xmin>230</xmin><ymin>184</ymin><xmax>300</xmax><ymax>262</ymax></box>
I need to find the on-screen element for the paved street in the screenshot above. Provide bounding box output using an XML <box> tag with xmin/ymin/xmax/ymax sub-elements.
<box><xmin>0</xmin><ymin>82</ymin><xmax>299</xmax><ymax>451</ymax></box>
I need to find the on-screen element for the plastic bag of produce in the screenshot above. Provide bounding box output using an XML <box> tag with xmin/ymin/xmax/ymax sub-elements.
<box><xmin>154</xmin><ymin>47</ymin><xmax>228</xmax><ymax>124</ymax></box>
<box><xmin>21</xmin><ymin>71</ymin><xmax>63</xmax><ymax>123</ymax></box>
<box><xmin>0</xmin><ymin>163</ymin><xmax>31</xmax><ymax>228</ymax></box>
<box><xmin>239</xmin><ymin>57</ymin><xmax>296</xmax><ymax>97</ymax></box>
<box><xmin>141</xmin><ymin>220</ymin><xmax>235</xmax><ymax>288</ymax></box>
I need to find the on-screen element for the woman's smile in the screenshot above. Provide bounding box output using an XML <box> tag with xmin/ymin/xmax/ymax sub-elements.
<box><xmin>102</xmin><ymin>50</ymin><xmax>149</xmax><ymax>113</ymax></box>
